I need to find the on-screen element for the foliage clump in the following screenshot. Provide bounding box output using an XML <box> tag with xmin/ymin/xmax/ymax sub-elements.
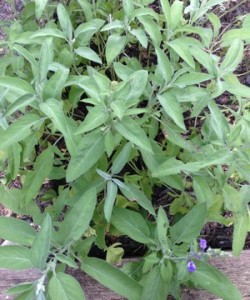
<box><xmin>0</xmin><ymin>0</ymin><xmax>249</xmax><ymax>299</ymax></box>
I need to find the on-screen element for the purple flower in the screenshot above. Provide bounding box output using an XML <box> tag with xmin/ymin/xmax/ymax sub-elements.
<box><xmin>199</xmin><ymin>238</ymin><xmax>207</xmax><ymax>250</ymax></box>
<box><xmin>187</xmin><ymin>260</ymin><xmax>196</xmax><ymax>272</ymax></box>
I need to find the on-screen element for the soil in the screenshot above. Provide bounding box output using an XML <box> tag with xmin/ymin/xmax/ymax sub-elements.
<box><xmin>1</xmin><ymin>0</ymin><xmax>250</xmax><ymax>256</ymax></box>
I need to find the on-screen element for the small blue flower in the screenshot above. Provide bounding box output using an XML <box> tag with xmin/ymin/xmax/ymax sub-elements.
<box><xmin>187</xmin><ymin>260</ymin><xmax>196</xmax><ymax>272</ymax></box>
<box><xmin>199</xmin><ymin>238</ymin><xmax>207</xmax><ymax>250</ymax></box>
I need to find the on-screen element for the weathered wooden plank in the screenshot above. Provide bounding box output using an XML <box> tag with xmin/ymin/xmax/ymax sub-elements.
<box><xmin>1</xmin><ymin>251</ymin><xmax>250</xmax><ymax>300</ymax></box>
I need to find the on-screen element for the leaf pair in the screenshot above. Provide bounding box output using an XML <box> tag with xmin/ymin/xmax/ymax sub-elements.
<box><xmin>0</xmin><ymin>214</ymin><xmax>51</xmax><ymax>271</ymax></box>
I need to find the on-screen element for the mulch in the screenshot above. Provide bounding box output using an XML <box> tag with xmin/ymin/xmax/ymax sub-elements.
<box><xmin>0</xmin><ymin>0</ymin><xmax>14</xmax><ymax>21</ymax></box>
<box><xmin>0</xmin><ymin>0</ymin><xmax>23</xmax><ymax>40</ymax></box>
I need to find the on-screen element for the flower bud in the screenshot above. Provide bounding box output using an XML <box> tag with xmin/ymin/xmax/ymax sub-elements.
<box><xmin>187</xmin><ymin>260</ymin><xmax>196</xmax><ymax>272</ymax></box>
<box><xmin>199</xmin><ymin>238</ymin><xmax>207</xmax><ymax>250</ymax></box>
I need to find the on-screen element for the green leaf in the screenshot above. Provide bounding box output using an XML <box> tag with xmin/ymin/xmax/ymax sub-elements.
<box><xmin>97</xmin><ymin>169</ymin><xmax>112</xmax><ymax>181</ymax></box>
<box><xmin>113</xmin><ymin>62</ymin><xmax>134</xmax><ymax>80</ymax></box>
<box><xmin>175</xmin><ymin>72</ymin><xmax>213</xmax><ymax>86</ymax></box>
<box><xmin>88</xmin><ymin>66</ymin><xmax>111</xmax><ymax>92</ymax></box>
<box><xmin>168</xmin><ymin>39</ymin><xmax>195</xmax><ymax>69</ymax></box>
<box><xmin>233</xmin><ymin>213</ymin><xmax>249</xmax><ymax>256</ymax></box>
<box><xmin>101</xmin><ymin>20</ymin><xmax>125</xmax><ymax>32</ymax></box>
<box><xmin>0</xmin><ymin>246</ymin><xmax>33</xmax><ymax>269</ymax></box>
<box><xmin>3</xmin><ymin>94</ymin><xmax>37</xmax><ymax>118</ymax></box>
<box><xmin>156</xmin><ymin>206</ymin><xmax>169</xmax><ymax>252</ymax></box>
<box><xmin>111</xmin><ymin>207</ymin><xmax>153</xmax><ymax>244</ymax></box>
<box><xmin>67</xmin><ymin>76</ymin><xmax>99</xmax><ymax>100</ymax></box>
<box><xmin>153</xmin><ymin>149</ymin><xmax>233</xmax><ymax>178</ymax></box>
<box><xmin>157</xmin><ymin>207</ymin><xmax>169</xmax><ymax>250</ymax></box>
<box><xmin>55</xmin><ymin>254</ymin><xmax>78</xmax><ymax>269</ymax></box>
<box><xmin>190</xmin><ymin>47</ymin><xmax>216</xmax><ymax>76</ymax></box>
<box><xmin>160</xmin><ymin>0</ymin><xmax>171</xmax><ymax>27</ymax></box>
<box><xmin>170</xmin><ymin>203</ymin><xmax>207</xmax><ymax>243</ymax></box>
<box><xmin>104</xmin><ymin>181</ymin><xmax>118</xmax><ymax>222</ymax></box>
<box><xmin>198</xmin><ymin>149</ymin><xmax>233</xmax><ymax>168</ymax></box>
<box><xmin>30</xmin><ymin>28</ymin><xmax>66</xmax><ymax>40</ymax></box>
<box><xmin>10</xmin><ymin>288</ymin><xmax>36</xmax><ymax>300</ymax></box>
<box><xmin>207</xmin><ymin>12</ymin><xmax>221</xmax><ymax>38</ymax></box>
<box><xmin>43</xmin><ymin>68</ymin><xmax>69</xmax><ymax>100</ymax></box>
<box><xmin>76</xmin><ymin>0</ymin><xmax>93</xmax><ymax>21</ymax></box>
<box><xmin>75</xmin><ymin>47</ymin><xmax>102</xmax><ymax>64</ymax></box>
<box><xmin>187</xmin><ymin>260</ymin><xmax>241</xmax><ymax>300</ymax></box>
<box><xmin>40</xmin><ymin>98</ymin><xmax>77</xmax><ymax>156</ymax></box>
<box><xmin>38</xmin><ymin>38</ymin><xmax>54</xmax><ymax>84</ymax></box>
<box><xmin>57</xmin><ymin>4</ymin><xmax>73</xmax><ymax>41</ymax></box>
<box><xmin>0</xmin><ymin>186</ymin><xmax>39</xmax><ymax>219</ymax></box>
<box><xmin>35</xmin><ymin>0</ymin><xmax>48</xmax><ymax>18</ymax></box>
<box><xmin>208</xmin><ymin>101</ymin><xmax>229</xmax><ymax>142</ymax></box>
<box><xmin>177</xmin><ymin>26</ymin><xmax>213</xmax><ymax>48</ymax></box>
<box><xmin>223</xmin><ymin>184</ymin><xmax>242</xmax><ymax>213</ymax></box>
<box><xmin>122</xmin><ymin>0</ymin><xmax>134</xmax><ymax>19</ymax></box>
<box><xmin>141</xmin><ymin>265</ymin><xmax>169</xmax><ymax>300</ymax></box>
<box><xmin>170</xmin><ymin>0</ymin><xmax>183</xmax><ymax>30</ymax></box>
<box><xmin>66</xmin><ymin>135</ymin><xmax>104</xmax><ymax>182</ymax></box>
<box><xmin>13</xmin><ymin>44</ymin><xmax>38</xmax><ymax>77</ymax></box>
<box><xmin>0</xmin><ymin>217</ymin><xmax>36</xmax><ymax>246</ymax></box>
<box><xmin>220</xmin><ymin>39</ymin><xmax>244</xmax><ymax>74</ymax></box>
<box><xmin>137</xmin><ymin>16</ymin><xmax>161</xmax><ymax>46</ymax></box>
<box><xmin>164</xmin><ymin>125</ymin><xmax>197</xmax><ymax>152</ymax></box>
<box><xmin>155</xmin><ymin>46</ymin><xmax>173</xmax><ymax>83</ymax></box>
<box><xmin>57</xmin><ymin>188</ymin><xmax>97</xmax><ymax>245</ymax></box>
<box><xmin>243</xmin><ymin>13</ymin><xmax>250</xmax><ymax>28</ymax></box>
<box><xmin>191</xmin><ymin>0</ymin><xmax>226</xmax><ymax>22</ymax></box>
<box><xmin>106</xmin><ymin>243</ymin><xmax>124</xmax><ymax>264</ymax></box>
<box><xmin>31</xmin><ymin>214</ymin><xmax>51</xmax><ymax>270</ymax></box>
<box><xmin>151</xmin><ymin>157</ymin><xmax>183</xmax><ymax>176</ymax></box>
<box><xmin>21</xmin><ymin>131</ymin><xmax>39</xmax><ymax>163</ymax></box>
<box><xmin>120</xmin><ymin>183</ymin><xmax>155</xmax><ymax>216</ymax></box>
<box><xmin>76</xmin><ymin>106</ymin><xmax>109</xmax><ymax>134</ymax></box>
<box><xmin>5</xmin><ymin>283</ymin><xmax>34</xmax><ymax>295</ymax></box>
<box><xmin>104</xmin><ymin>129</ymin><xmax>115</xmax><ymax>156</ymax></box>
<box><xmin>74</xmin><ymin>19</ymin><xmax>105</xmax><ymax>41</ymax></box>
<box><xmin>134</xmin><ymin>7</ymin><xmax>158</xmax><ymax>19</ymax></box>
<box><xmin>82</xmin><ymin>257</ymin><xmax>142</xmax><ymax>300</ymax></box>
<box><xmin>125</xmin><ymin>108</ymin><xmax>149</xmax><ymax>116</ymax></box>
<box><xmin>130</xmin><ymin>28</ymin><xmax>148</xmax><ymax>48</ymax></box>
<box><xmin>8</xmin><ymin>143</ymin><xmax>21</xmax><ymax>180</ymax></box>
<box><xmin>97</xmin><ymin>168</ymin><xmax>112</xmax><ymax>181</ymax></box>
<box><xmin>222</xmin><ymin>28</ymin><xmax>250</xmax><ymax>46</ymax></box>
<box><xmin>110</xmin><ymin>100</ymin><xmax>126</xmax><ymax>120</ymax></box>
<box><xmin>224</xmin><ymin>74</ymin><xmax>250</xmax><ymax>98</ymax></box>
<box><xmin>114</xmin><ymin>70</ymin><xmax>148</xmax><ymax>101</ymax></box>
<box><xmin>114</xmin><ymin>117</ymin><xmax>153</xmax><ymax>153</ymax></box>
<box><xmin>112</xmin><ymin>142</ymin><xmax>132</xmax><ymax>174</ymax></box>
<box><xmin>22</xmin><ymin>146</ymin><xmax>54</xmax><ymax>205</ymax></box>
<box><xmin>105</xmin><ymin>34</ymin><xmax>126</xmax><ymax>65</ymax></box>
<box><xmin>0</xmin><ymin>114</ymin><xmax>43</xmax><ymax>150</ymax></box>
<box><xmin>49</xmin><ymin>273</ymin><xmax>86</xmax><ymax>300</ymax></box>
<box><xmin>128</xmin><ymin>69</ymin><xmax>148</xmax><ymax>99</ymax></box>
<box><xmin>193</xmin><ymin>176</ymin><xmax>213</xmax><ymax>206</ymax></box>
<box><xmin>0</xmin><ymin>76</ymin><xmax>35</xmax><ymax>96</ymax></box>
<box><xmin>157</xmin><ymin>93</ymin><xmax>186</xmax><ymax>130</ymax></box>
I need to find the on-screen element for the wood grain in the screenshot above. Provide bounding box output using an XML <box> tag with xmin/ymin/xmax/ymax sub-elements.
<box><xmin>1</xmin><ymin>251</ymin><xmax>250</xmax><ymax>300</ymax></box>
